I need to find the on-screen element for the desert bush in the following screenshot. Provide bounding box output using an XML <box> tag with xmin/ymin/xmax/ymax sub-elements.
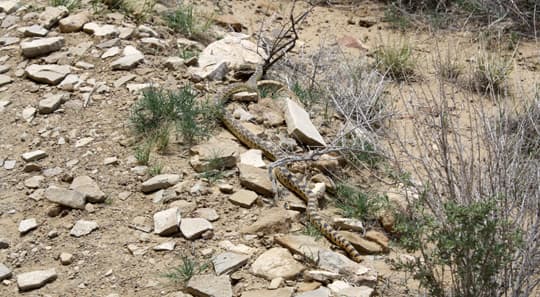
<box><xmin>389</xmin><ymin>78</ymin><xmax>540</xmax><ymax>296</ymax></box>
<box><xmin>374</xmin><ymin>40</ymin><xmax>415</xmax><ymax>81</ymax></box>
<box><xmin>163</xmin><ymin>4</ymin><xmax>212</xmax><ymax>41</ymax></box>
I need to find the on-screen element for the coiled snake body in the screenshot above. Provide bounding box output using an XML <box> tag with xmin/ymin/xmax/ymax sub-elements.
<box><xmin>214</xmin><ymin>66</ymin><xmax>363</xmax><ymax>263</ymax></box>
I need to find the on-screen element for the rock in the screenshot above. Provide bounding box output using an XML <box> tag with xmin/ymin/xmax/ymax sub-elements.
<box><xmin>333</xmin><ymin>218</ymin><xmax>364</xmax><ymax>233</ymax></box>
<box><xmin>153</xmin><ymin>207</ymin><xmax>181</xmax><ymax>236</ymax></box>
<box><xmin>296</xmin><ymin>287</ymin><xmax>330</xmax><ymax>297</ymax></box>
<box><xmin>3</xmin><ymin>159</ymin><xmax>16</xmax><ymax>169</ymax></box>
<box><xmin>303</xmin><ymin>270</ymin><xmax>340</xmax><ymax>284</ymax></box>
<box><xmin>59</xmin><ymin>252</ymin><xmax>73</xmax><ymax>265</ymax></box>
<box><xmin>24</xmin><ymin>175</ymin><xmax>44</xmax><ymax>188</ymax></box>
<box><xmin>164</xmin><ymin>56</ymin><xmax>185</xmax><ymax>70</ymax></box>
<box><xmin>70</xmin><ymin>220</ymin><xmax>99</xmax><ymax>237</ymax></box>
<box><xmin>140</xmin><ymin>37</ymin><xmax>168</xmax><ymax>53</ymax></box>
<box><xmin>189</xmin><ymin>138</ymin><xmax>239</xmax><ymax>172</ymax></box>
<box><xmin>212</xmin><ymin>252</ymin><xmax>249</xmax><ymax>275</ymax></box>
<box><xmin>268</xmin><ymin>277</ymin><xmax>283</xmax><ymax>289</ymax></box>
<box><xmin>22</xmin><ymin>24</ymin><xmax>48</xmax><ymax>37</ymax></box>
<box><xmin>129</xmin><ymin>216</ymin><xmax>153</xmax><ymax>233</ymax></box>
<box><xmin>25</xmin><ymin>64</ymin><xmax>71</xmax><ymax>85</ymax></box>
<box><xmin>232</xmin><ymin>91</ymin><xmax>258</xmax><ymax>102</ymax></box>
<box><xmin>229</xmin><ymin>189</ymin><xmax>258</xmax><ymax>208</ymax></box>
<box><xmin>21</xmin><ymin>106</ymin><xmax>37</xmax><ymax>122</ymax></box>
<box><xmin>331</xmin><ymin>285</ymin><xmax>374</xmax><ymax>297</ymax></box>
<box><xmin>102</xmin><ymin>46</ymin><xmax>121</xmax><ymax>59</ymax></box>
<box><xmin>58</xmin><ymin>74</ymin><xmax>80</xmax><ymax>91</ymax></box>
<box><xmin>357</xmin><ymin>16</ymin><xmax>378</xmax><ymax>28</ymax></box>
<box><xmin>238</xmin><ymin>164</ymin><xmax>274</xmax><ymax>197</ymax></box>
<box><xmin>45</xmin><ymin>186</ymin><xmax>86</xmax><ymax>209</ymax></box>
<box><xmin>0</xmin><ymin>0</ymin><xmax>20</xmax><ymax>14</ymax></box>
<box><xmin>364</xmin><ymin>230</ymin><xmax>389</xmax><ymax>252</ymax></box>
<box><xmin>251</xmin><ymin>248</ymin><xmax>305</xmax><ymax>280</ymax></box>
<box><xmin>213</xmin><ymin>15</ymin><xmax>243</xmax><ymax>32</ymax></box>
<box><xmin>0</xmin><ymin>65</ymin><xmax>10</xmax><ymax>74</ymax></box>
<box><xmin>284</xmin><ymin>98</ymin><xmax>326</xmax><ymax>147</ymax></box>
<box><xmin>190</xmin><ymin>61</ymin><xmax>228</xmax><ymax>81</ymax></box>
<box><xmin>194</xmin><ymin>208</ymin><xmax>219</xmax><ymax>222</ymax></box>
<box><xmin>142</xmin><ymin>174</ymin><xmax>181</xmax><ymax>193</ymax></box>
<box><xmin>240</xmin><ymin>149</ymin><xmax>265</xmax><ymax>168</ymax></box>
<box><xmin>75</xmin><ymin>61</ymin><xmax>94</xmax><ymax>69</ymax></box>
<box><xmin>338</xmin><ymin>231</ymin><xmax>383</xmax><ymax>254</ymax></box>
<box><xmin>39</xmin><ymin>93</ymin><xmax>68</xmax><ymax>114</ymax></box>
<box><xmin>70</xmin><ymin>175</ymin><xmax>106</xmax><ymax>203</ymax></box>
<box><xmin>317</xmin><ymin>250</ymin><xmax>376</xmax><ymax>283</ymax></box>
<box><xmin>194</xmin><ymin>33</ymin><xmax>265</xmax><ymax>78</ymax></box>
<box><xmin>153</xmin><ymin>241</ymin><xmax>176</xmax><ymax>251</ymax></box>
<box><xmin>0</xmin><ymin>74</ymin><xmax>12</xmax><ymax>86</ymax></box>
<box><xmin>0</xmin><ymin>263</ymin><xmax>11</xmax><ymax>281</ymax></box>
<box><xmin>111</xmin><ymin>45</ymin><xmax>144</xmax><ymax>70</ymax></box>
<box><xmin>39</xmin><ymin>6</ymin><xmax>68</xmax><ymax>29</ymax></box>
<box><xmin>16</xmin><ymin>268</ymin><xmax>57</xmax><ymax>291</ymax></box>
<box><xmin>18</xmin><ymin>218</ymin><xmax>38</xmax><ymax>234</ymax></box>
<box><xmin>218</xmin><ymin>240</ymin><xmax>256</xmax><ymax>256</ymax></box>
<box><xmin>275</xmin><ymin>235</ymin><xmax>328</xmax><ymax>261</ymax></box>
<box><xmin>180</xmin><ymin>218</ymin><xmax>213</xmax><ymax>239</ymax></box>
<box><xmin>83</xmin><ymin>22</ymin><xmax>119</xmax><ymax>38</ymax></box>
<box><xmin>59</xmin><ymin>11</ymin><xmax>90</xmax><ymax>32</ymax></box>
<box><xmin>241</xmin><ymin>288</ymin><xmax>294</xmax><ymax>297</ymax></box>
<box><xmin>21</xmin><ymin>150</ymin><xmax>47</xmax><ymax>162</ymax></box>
<box><xmin>241</xmin><ymin>208</ymin><xmax>292</xmax><ymax>234</ymax></box>
<box><xmin>1</xmin><ymin>15</ymin><xmax>19</xmax><ymax>28</ymax></box>
<box><xmin>218</xmin><ymin>183</ymin><xmax>234</xmax><ymax>194</ymax></box>
<box><xmin>337</xmin><ymin>35</ymin><xmax>368</xmax><ymax>51</ymax></box>
<box><xmin>186</xmin><ymin>274</ymin><xmax>232</xmax><ymax>297</ymax></box>
<box><xmin>0</xmin><ymin>239</ymin><xmax>9</xmax><ymax>249</ymax></box>
<box><xmin>75</xmin><ymin>137</ymin><xmax>93</xmax><ymax>147</ymax></box>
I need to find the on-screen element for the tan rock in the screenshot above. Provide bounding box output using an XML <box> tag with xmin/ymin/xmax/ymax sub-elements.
<box><xmin>241</xmin><ymin>207</ymin><xmax>292</xmax><ymax>234</ymax></box>
<box><xmin>364</xmin><ymin>230</ymin><xmax>389</xmax><ymax>252</ymax></box>
<box><xmin>338</xmin><ymin>231</ymin><xmax>383</xmax><ymax>254</ymax></box>
<box><xmin>251</xmin><ymin>248</ymin><xmax>305</xmax><ymax>280</ymax></box>
<box><xmin>59</xmin><ymin>11</ymin><xmax>90</xmax><ymax>32</ymax></box>
<box><xmin>229</xmin><ymin>189</ymin><xmax>258</xmax><ymax>208</ymax></box>
<box><xmin>284</xmin><ymin>98</ymin><xmax>326</xmax><ymax>147</ymax></box>
<box><xmin>238</xmin><ymin>164</ymin><xmax>273</xmax><ymax>197</ymax></box>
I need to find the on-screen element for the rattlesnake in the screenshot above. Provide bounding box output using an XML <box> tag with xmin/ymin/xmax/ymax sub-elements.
<box><xmin>214</xmin><ymin>65</ymin><xmax>363</xmax><ymax>263</ymax></box>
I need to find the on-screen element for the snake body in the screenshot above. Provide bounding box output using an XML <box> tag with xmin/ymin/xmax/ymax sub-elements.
<box><xmin>214</xmin><ymin>66</ymin><xmax>363</xmax><ymax>263</ymax></box>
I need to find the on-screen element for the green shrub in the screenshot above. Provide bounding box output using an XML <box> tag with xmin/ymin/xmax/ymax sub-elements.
<box><xmin>164</xmin><ymin>256</ymin><xmax>208</xmax><ymax>283</ymax></box>
<box><xmin>394</xmin><ymin>197</ymin><xmax>522</xmax><ymax>297</ymax></box>
<box><xmin>374</xmin><ymin>41</ymin><xmax>415</xmax><ymax>81</ymax></box>
<box><xmin>163</xmin><ymin>4</ymin><xmax>212</xmax><ymax>40</ymax></box>
<box><xmin>335</xmin><ymin>183</ymin><xmax>388</xmax><ymax>222</ymax></box>
<box><xmin>49</xmin><ymin>0</ymin><xmax>80</xmax><ymax>10</ymax></box>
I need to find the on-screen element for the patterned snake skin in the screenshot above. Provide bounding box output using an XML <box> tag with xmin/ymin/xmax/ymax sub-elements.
<box><xmin>214</xmin><ymin>66</ymin><xmax>363</xmax><ymax>263</ymax></box>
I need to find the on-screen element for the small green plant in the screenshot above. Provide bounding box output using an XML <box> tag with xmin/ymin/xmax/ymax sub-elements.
<box><xmin>291</xmin><ymin>82</ymin><xmax>321</xmax><ymax>108</ymax></box>
<box><xmin>349</xmin><ymin>140</ymin><xmax>383</xmax><ymax>169</ymax></box>
<box><xmin>164</xmin><ymin>256</ymin><xmax>209</xmax><ymax>283</ymax></box>
<box><xmin>179</xmin><ymin>48</ymin><xmax>199</xmax><ymax>60</ymax></box>
<box><xmin>335</xmin><ymin>183</ymin><xmax>388</xmax><ymax>222</ymax></box>
<box><xmin>436</xmin><ymin>50</ymin><xmax>462</xmax><ymax>81</ymax></box>
<box><xmin>394</xmin><ymin>198</ymin><xmax>522</xmax><ymax>297</ymax></box>
<box><xmin>49</xmin><ymin>0</ymin><xmax>80</xmax><ymax>10</ymax></box>
<box><xmin>302</xmin><ymin>222</ymin><xmax>322</xmax><ymax>240</ymax></box>
<box><xmin>134</xmin><ymin>142</ymin><xmax>152</xmax><ymax>165</ymax></box>
<box><xmin>130</xmin><ymin>86</ymin><xmax>219</xmax><ymax>147</ymax></box>
<box><xmin>153</xmin><ymin>126</ymin><xmax>170</xmax><ymax>153</ymax></box>
<box><xmin>163</xmin><ymin>4</ymin><xmax>212</xmax><ymax>40</ymax></box>
<box><xmin>200</xmin><ymin>151</ymin><xmax>226</xmax><ymax>184</ymax></box>
<box><xmin>148</xmin><ymin>163</ymin><xmax>163</xmax><ymax>176</ymax></box>
<box><xmin>472</xmin><ymin>52</ymin><xmax>513</xmax><ymax>94</ymax></box>
<box><xmin>374</xmin><ymin>41</ymin><xmax>415</xmax><ymax>81</ymax></box>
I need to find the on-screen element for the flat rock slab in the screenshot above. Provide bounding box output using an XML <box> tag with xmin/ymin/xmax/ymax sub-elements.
<box><xmin>22</xmin><ymin>25</ymin><xmax>49</xmax><ymax>37</ymax></box>
<box><xmin>39</xmin><ymin>93</ymin><xmax>68</xmax><ymax>114</ymax></box>
<box><xmin>240</xmin><ymin>207</ymin><xmax>292</xmax><ymax>234</ymax></box>
<box><xmin>39</xmin><ymin>6</ymin><xmax>68</xmax><ymax>29</ymax></box>
<box><xmin>284</xmin><ymin>98</ymin><xmax>326</xmax><ymax>147</ymax></box>
<box><xmin>240</xmin><ymin>149</ymin><xmax>265</xmax><ymax>167</ymax></box>
<box><xmin>212</xmin><ymin>252</ymin><xmax>249</xmax><ymax>275</ymax></box>
<box><xmin>45</xmin><ymin>186</ymin><xmax>86</xmax><ymax>209</ymax></box>
<box><xmin>19</xmin><ymin>218</ymin><xmax>39</xmax><ymax>234</ymax></box>
<box><xmin>275</xmin><ymin>235</ymin><xmax>329</xmax><ymax>261</ymax></box>
<box><xmin>338</xmin><ymin>231</ymin><xmax>383</xmax><ymax>254</ymax></box>
<box><xmin>0</xmin><ymin>74</ymin><xmax>12</xmax><ymax>86</ymax></box>
<box><xmin>241</xmin><ymin>288</ymin><xmax>294</xmax><ymax>297</ymax></box>
<box><xmin>70</xmin><ymin>175</ymin><xmax>106</xmax><ymax>203</ymax></box>
<box><xmin>189</xmin><ymin>137</ymin><xmax>239</xmax><ymax>172</ymax></box>
<box><xmin>0</xmin><ymin>263</ymin><xmax>12</xmax><ymax>281</ymax></box>
<box><xmin>238</xmin><ymin>164</ymin><xmax>274</xmax><ymax>197</ymax></box>
<box><xmin>296</xmin><ymin>287</ymin><xmax>330</xmax><ymax>297</ymax></box>
<box><xmin>180</xmin><ymin>218</ymin><xmax>212</xmax><ymax>239</ymax></box>
<box><xmin>17</xmin><ymin>268</ymin><xmax>57</xmax><ymax>291</ymax></box>
<box><xmin>0</xmin><ymin>0</ymin><xmax>21</xmax><ymax>14</ymax></box>
<box><xmin>21</xmin><ymin>150</ymin><xmax>47</xmax><ymax>162</ymax></box>
<box><xmin>25</xmin><ymin>64</ymin><xmax>71</xmax><ymax>85</ymax></box>
<box><xmin>21</xmin><ymin>36</ymin><xmax>65</xmax><ymax>58</ymax></box>
<box><xmin>186</xmin><ymin>274</ymin><xmax>232</xmax><ymax>297</ymax></box>
<box><xmin>251</xmin><ymin>247</ymin><xmax>305</xmax><ymax>280</ymax></box>
<box><xmin>153</xmin><ymin>241</ymin><xmax>176</xmax><ymax>251</ymax></box>
<box><xmin>317</xmin><ymin>250</ymin><xmax>376</xmax><ymax>284</ymax></box>
<box><xmin>83</xmin><ymin>22</ymin><xmax>119</xmax><ymax>37</ymax></box>
<box><xmin>142</xmin><ymin>174</ymin><xmax>181</xmax><ymax>193</ymax></box>
<box><xmin>153</xmin><ymin>207</ymin><xmax>181</xmax><ymax>236</ymax></box>
<box><xmin>70</xmin><ymin>220</ymin><xmax>99</xmax><ymax>237</ymax></box>
<box><xmin>193</xmin><ymin>208</ymin><xmax>219</xmax><ymax>222</ymax></box>
<box><xmin>111</xmin><ymin>45</ymin><xmax>144</xmax><ymax>70</ymax></box>
<box><xmin>331</xmin><ymin>285</ymin><xmax>374</xmax><ymax>297</ymax></box>
<box><xmin>229</xmin><ymin>189</ymin><xmax>258</xmax><ymax>208</ymax></box>
<box><xmin>59</xmin><ymin>11</ymin><xmax>90</xmax><ymax>33</ymax></box>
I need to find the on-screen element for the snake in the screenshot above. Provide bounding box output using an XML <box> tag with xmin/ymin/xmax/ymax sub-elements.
<box><xmin>213</xmin><ymin>65</ymin><xmax>363</xmax><ymax>263</ymax></box>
